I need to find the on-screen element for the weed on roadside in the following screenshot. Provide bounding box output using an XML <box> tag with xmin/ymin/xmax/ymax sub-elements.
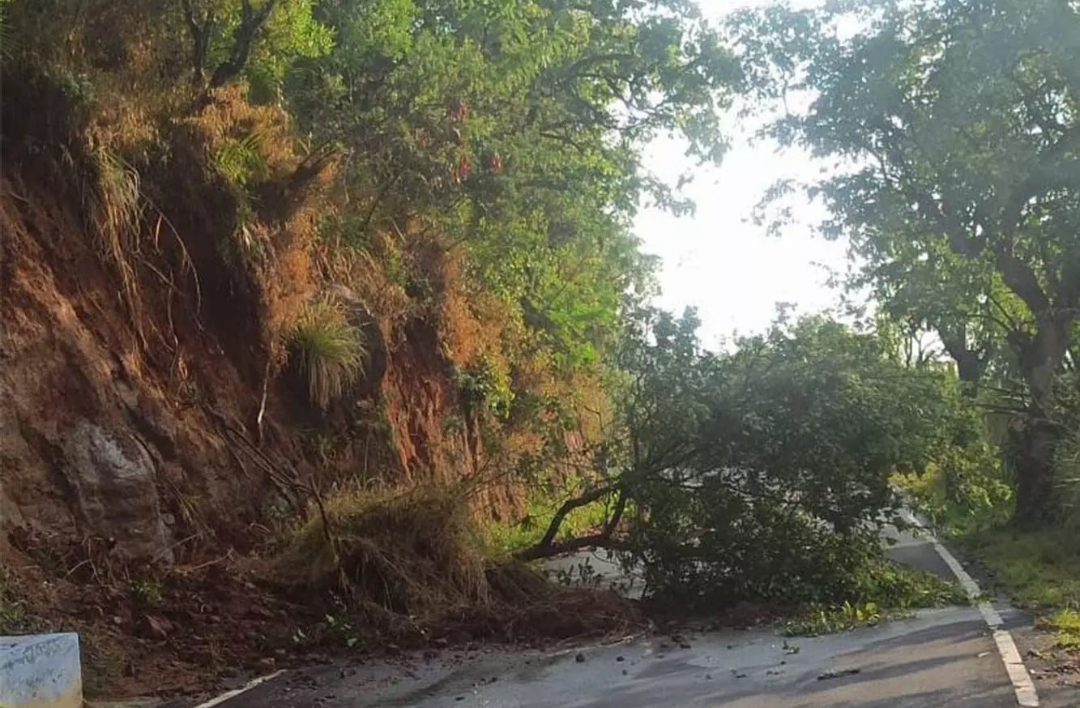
<box><xmin>129</xmin><ymin>579</ymin><xmax>164</xmax><ymax>607</ymax></box>
<box><xmin>0</xmin><ymin>597</ymin><xmax>27</xmax><ymax>634</ymax></box>
<box><xmin>0</xmin><ymin>572</ymin><xmax>30</xmax><ymax>634</ymax></box>
<box><xmin>782</xmin><ymin>562</ymin><xmax>968</xmax><ymax>637</ymax></box>
<box><xmin>1042</xmin><ymin>609</ymin><xmax>1080</xmax><ymax>653</ymax></box>
<box><xmin>782</xmin><ymin>601</ymin><xmax>889</xmax><ymax>637</ymax></box>
<box><xmin>954</xmin><ymin>528</ymin><xmax>1080</xmax><ymax>611</ymax></box>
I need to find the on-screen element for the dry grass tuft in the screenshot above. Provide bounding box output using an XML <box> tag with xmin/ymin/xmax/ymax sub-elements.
<box><xmin>163</xmin><ymin>83</ymin><xmax>332</xmax><ymax>368</ymax></box>
<box><xmin>183</xmin><ymin>85</ymin><xmax>298</xmax><ymax>185</ymax></box>
<box><xmin>272</xmin><ymin>483</ymin><xmax>648</xmax><ymax>645</ymax></box>
<box><xmin>86</xmin><ymin>146</ymin><xmax>148</xmax><ymax>344</ymax></box>
<box><xmin>277</xmin><ymin>485</ymin><xmax>489</xmax><ymax>614</ymax></box>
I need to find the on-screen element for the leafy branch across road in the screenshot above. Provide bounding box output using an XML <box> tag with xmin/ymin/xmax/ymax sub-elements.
<box><xmin>517</xmin><ymin>309</ymin><xmax>984</xmax><ymax>612</ymax></box>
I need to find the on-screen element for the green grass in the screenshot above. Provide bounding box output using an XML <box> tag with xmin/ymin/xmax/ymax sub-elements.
<box><xmin>1044</xmin><ymin>609</ymin><xmax>1080</xmax><ymax>651</ymax></box>
<box><xmin>0</xmin><ymin>599</ymin><xmax>26</xmax><ymax>633</ymax></box>
<box><xmin>954</xmin><ymin>527</ymin><xmax>1080</xmax><ymax>612</ymax></box>
<box><xmin>0</xmin><ymin>572</ymin><xmax>29</xmax><ymax>634</ymax></box>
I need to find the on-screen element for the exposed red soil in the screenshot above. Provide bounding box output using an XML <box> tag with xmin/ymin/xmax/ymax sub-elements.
<box><xmin>0</xmin><ymin>80</ymin><xmax>640</xmax><ymax>701</ymax></box>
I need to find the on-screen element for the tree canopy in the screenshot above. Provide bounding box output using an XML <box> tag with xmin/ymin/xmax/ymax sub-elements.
<box><xmin>731</xmin><ymin>0</ymin><xmax>1080</xmax><ymax>524</ymax></box>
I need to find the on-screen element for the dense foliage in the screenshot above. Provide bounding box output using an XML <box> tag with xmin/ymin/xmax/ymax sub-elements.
<box><xmin>525</xmin><ymin>307</ymin><xmax>987</xmax><ymax>607</ymax></box>
<box><xmin>732</xmin><ymin>0</ymin><xmax>1080</xmax><ymax>526</ymax></box>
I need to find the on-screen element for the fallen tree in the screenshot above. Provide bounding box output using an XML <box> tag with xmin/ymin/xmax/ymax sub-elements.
<box><xmin>519</xmin><ymin>309</ymin><xmax>993</xmax><ymax>608</ymax></box>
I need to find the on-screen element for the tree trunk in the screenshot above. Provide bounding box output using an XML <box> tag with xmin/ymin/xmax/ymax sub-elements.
<box><xmin>1011</xmin><ymin>415</ymin><xmax>1060</xmax><ymax>528</ymax></box>
<box><xmin>1009</xmin><ymin>312</ymin><xmax>1073</xmax><ymax>526</ymax></box>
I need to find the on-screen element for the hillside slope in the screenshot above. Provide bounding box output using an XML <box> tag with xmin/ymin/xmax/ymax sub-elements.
<box><xmin>0</xmin><ymin>75</ymin><xmax>581</xmax><ymax>697</ymax></box>
<box><xmin>0</xmin><ymin>0</ymin><xmax>740</xmax><ymax>696</ymax></box>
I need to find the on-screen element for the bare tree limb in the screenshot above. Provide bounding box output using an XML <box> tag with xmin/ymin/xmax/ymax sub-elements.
<box><xmin>514</xmin><ymin>534</ymin><xmax>630</xmax><ymax>562</ymax></box>
<box><xmin>528</xmin><ymin>484</ymin><xmax>618</xmax><ymax>555</ymax></box>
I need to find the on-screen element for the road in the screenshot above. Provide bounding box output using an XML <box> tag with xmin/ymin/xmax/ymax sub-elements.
<box><xmin>193</xmin><ymin>522</ymin><xmax>1071</xmax><ymax>708</ymax></box>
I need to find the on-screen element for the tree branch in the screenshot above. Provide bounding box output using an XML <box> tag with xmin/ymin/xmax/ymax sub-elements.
<box><xmin>208</xmin><ymin>0</ymin><xmax>279</xmax><ymax>90</ymax></box>
<box><xmin>514</xmin><ymin>534</ymin><xmax>630</xmax><ymax>562</ymax></box>
<box><xmin>530</xmin><ymin>484</ymin><xmax>618</xmax><ymax>555</ymax></box>
<box><xmin>179</xmin><ymin>0</ymin><xmax>214</xmax><ymax>86</ymax></box>
<box><xmin>994</xmin><ymin>248</ymin><xmax>1051</xmax><ymax>315</ymax></box>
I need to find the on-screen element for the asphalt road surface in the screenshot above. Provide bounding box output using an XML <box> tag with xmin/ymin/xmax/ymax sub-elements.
<box><xmin>194</xmin><ymin>523</ymin><xmax>1071</xmax><ymax>708</ymax></box>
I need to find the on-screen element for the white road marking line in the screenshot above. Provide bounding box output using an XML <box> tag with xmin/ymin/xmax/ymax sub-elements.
<box><xmin>899</xmin><ymin>509</ymin><xmax>1039</xmax><ymax>707</ymax></box>
<box><xmin>191</xmin><ymin>669</ymin><xmax>285</xmax><ymax>708</ymax></box>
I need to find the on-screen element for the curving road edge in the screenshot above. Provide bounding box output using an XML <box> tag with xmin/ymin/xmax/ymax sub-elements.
<box><xmin>899</xmin><ymin>510</ymin><xmax>1039</xmax><ymax>707</ymax></box>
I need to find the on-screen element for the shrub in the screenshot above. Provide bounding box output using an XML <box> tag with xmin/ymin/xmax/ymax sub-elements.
<box><xmin>893</xmin><ymin>443</ymin><xmax>1013</xmax><ymax>536</ymax></box>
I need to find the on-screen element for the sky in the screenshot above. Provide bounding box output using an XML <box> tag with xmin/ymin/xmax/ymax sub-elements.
<box><xmin>634</xmin><ymin>0</ymin><xmax>854</xmax><ymax>349</ymax></box>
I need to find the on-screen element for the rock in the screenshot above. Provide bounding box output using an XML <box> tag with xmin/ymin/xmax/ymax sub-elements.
<box><xmin>61</xmin><ymin>421</ymin><xmax>172</xmax><ymax>563</ymax></box>
<box><xmin>137</xmin><ymin>614</ymin><xmax>173</xmax><ymax>640</ymax></box>
<box><xmin>0</xmin><ymin>480</ymin><xmax>25</xmax><ymax>528</ymax></box>
<box><xmin>616</xmin><ymin>655</ymin><xmax>624</xmax><ymax>662</ymax></box>
<box><xmin>0</xmin><ymin>634</ymin><xmax>82</xmax><ymax>708</ymax></box>
<box><xmin>575</xmin><ymin>653</ymin><xmax>586</xmax><ymax>663</ymax></box>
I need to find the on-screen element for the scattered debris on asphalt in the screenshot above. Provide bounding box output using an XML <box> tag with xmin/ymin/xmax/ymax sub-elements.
<box><xmin>817</xmin><ymin>668</ymin><xmax>861</xmax><ymax>681</ymax></box>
